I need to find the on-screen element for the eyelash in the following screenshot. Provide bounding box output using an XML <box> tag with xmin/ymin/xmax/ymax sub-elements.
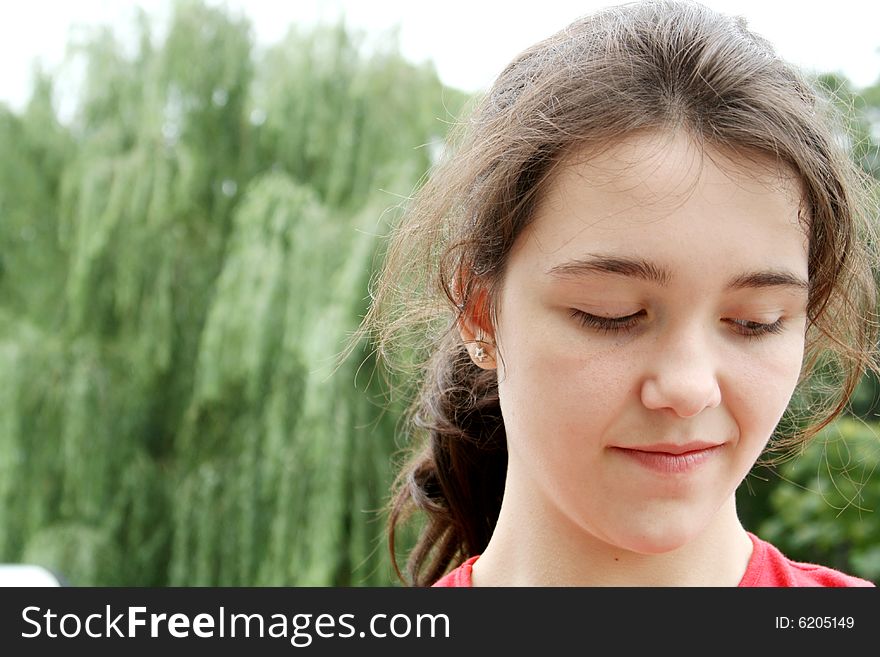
<box><xmin>569</xmin><ymin>309</ymin><xmax>785</xmax><ymax>339</ymax></box>
<box><xmin>571</xmin><ymin>310</ymin><xmax>646</xmax><ymax>334</ymax></box>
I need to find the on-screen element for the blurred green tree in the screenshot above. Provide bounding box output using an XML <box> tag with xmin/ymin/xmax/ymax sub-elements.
<box><xmin>0</xmin><ymin>0</ymin><xmax>466</xmax><ymax>585</ymax></box>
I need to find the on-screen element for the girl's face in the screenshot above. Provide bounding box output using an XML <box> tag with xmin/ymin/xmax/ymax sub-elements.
<box><xmin>489</xmin><ymin>130</ymin><xmax>809</xmax><ymax>554</ymax></box>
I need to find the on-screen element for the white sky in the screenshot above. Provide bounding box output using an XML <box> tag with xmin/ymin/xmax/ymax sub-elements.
<box><xmin>2</xmin><ymin>0</ymin><xmax>879</xmax><ymax>112</ymax></box>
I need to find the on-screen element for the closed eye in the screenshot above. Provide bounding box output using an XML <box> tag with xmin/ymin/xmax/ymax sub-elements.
<box><xmin>569</xmin><ymin>309</ymin><xmax>644</xmax><ymax>334</ymax></box>
<box><xmin>570</xmin><ymin>310</ymin><xmax>786</xmax><ymax>339</ymax></box>
<box><xmin>726</xmin><ymin>318</ymin><xmax>785</xmax><ymax>339</ymax></box>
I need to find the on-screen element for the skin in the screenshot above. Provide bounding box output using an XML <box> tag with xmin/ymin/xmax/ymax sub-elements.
<box><xmin>458</xmin><ymin>130</ymin><xmax>810</xmax><ymax>585</ymax></box>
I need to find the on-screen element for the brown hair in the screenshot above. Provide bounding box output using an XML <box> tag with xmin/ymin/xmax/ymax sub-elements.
<box><xmin>356</xmin><ymin>0</ymin><xmax>880</xmax><ymax>586</ymax></box>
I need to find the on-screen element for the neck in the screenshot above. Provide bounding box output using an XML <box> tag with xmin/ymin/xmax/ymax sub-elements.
<box><xmin>471</xmin><ymin>472</ymin><xmax>753</xmax><ymax>586</ymax></box>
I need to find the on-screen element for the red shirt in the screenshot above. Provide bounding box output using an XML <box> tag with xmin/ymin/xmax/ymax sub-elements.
<box><xmin>431</xmin><ymin>532</ymin><xmax>875</xmax><ymax>587</ymax></box>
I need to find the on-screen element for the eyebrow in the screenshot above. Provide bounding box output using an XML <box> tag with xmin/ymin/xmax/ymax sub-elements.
<box><xmin>546</xmin><ymin>254</ymin><xmax>809</xmax><ymax>293</ymax></box>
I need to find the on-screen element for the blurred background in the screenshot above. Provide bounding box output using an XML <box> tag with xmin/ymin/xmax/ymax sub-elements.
<box><xmin>0</xmin><ymin>0</ymin><xmax>878</xmax><ymax>586</ymax></box>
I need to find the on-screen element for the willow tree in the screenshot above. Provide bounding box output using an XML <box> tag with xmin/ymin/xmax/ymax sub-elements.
<box><xmin>0</xmin><ymin>0</ymin><xmax>466</xmax><ymax>585</ymax></box>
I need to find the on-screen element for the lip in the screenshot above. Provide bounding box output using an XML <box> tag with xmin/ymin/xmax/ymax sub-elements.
<box><xmin>621</xmin><ymin>441</ymin><xmax>723</xmax><ymax>455</ymax></box>
<box><xmin>610</xmin><ymin>443</ymin><xmax>724</xmax><ymax>474</ymax></box>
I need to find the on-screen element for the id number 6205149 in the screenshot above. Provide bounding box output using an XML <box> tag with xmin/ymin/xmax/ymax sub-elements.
<box><xmin>775</xmin><ymin>616</ymin><xmax>854</xmax><ymax>629</ymax></box>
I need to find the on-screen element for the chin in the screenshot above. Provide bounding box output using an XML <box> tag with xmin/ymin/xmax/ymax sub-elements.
<box><xmin>606</xmin><ymin>523</ymin><xmax>699</xmax><ymax>555</ymax></box>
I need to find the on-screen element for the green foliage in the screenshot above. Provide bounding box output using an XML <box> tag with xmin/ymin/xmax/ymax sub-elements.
<box><xmin>0</xmin><ymin>0</ymin><xmax>466</xmax><ymax>585</ymax></box>
<box><xmin>0</xmin><ymin>73</ymin><xmax>72</xmax><ymax>324</ymax></box>
<box><xmin>757</xmin><ymin>418</ymin><xmax>880</xmax><ymax>582</ymax></box>
<box><xmin>815</xmin><ymin>72</ymin><xmax>880</xmax><ymax>178</ymax></box>
<box><xmin>253</xmin><ymin>22</ymin><xmax>454</xmax><ymax>209</ymax></box>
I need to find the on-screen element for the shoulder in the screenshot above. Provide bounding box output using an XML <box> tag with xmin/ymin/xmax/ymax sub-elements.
<box><xmin>740</xmin><ymin>532</ymin><xmax>875</xmax><ymax>587</ymax></box>
<box><xmin>431</xmin><ymin>555</ymin><xmax>480</xmax><ymax>587</ymax></box>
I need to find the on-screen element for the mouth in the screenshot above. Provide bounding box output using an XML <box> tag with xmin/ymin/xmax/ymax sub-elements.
<box><xmin>610</xmin><ymin>443</ymin><xmax>724</xmax><ymax>474</ymax></box>
<box><xmin>622</xmin><ymin>441</ymin><xmax>723</xmax><ymax>455</ymax></box>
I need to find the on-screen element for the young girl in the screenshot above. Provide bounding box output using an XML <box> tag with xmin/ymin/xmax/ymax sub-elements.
<box><xmin>361</xmin><ymin>0</ymin><xmax>880</xmax><ymax>586</ymax></box>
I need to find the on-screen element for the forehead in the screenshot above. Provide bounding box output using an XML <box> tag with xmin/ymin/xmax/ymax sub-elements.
<box><xmin>544</xmin><ymin>130</ymin><xmax>803</xmax><ymax>219</ymax></box>
<box><xmin>511</xmin><ymin>130</ymin><xmax>807</xmax><ymax>278</ymax></box>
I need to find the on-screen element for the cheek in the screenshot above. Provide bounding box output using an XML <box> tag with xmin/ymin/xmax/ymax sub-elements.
<box><xmin>496</xmin><ymin>321</ymin><xmax>632</xmax><ymax>448</ymax></box>
<box><xmin>725</xmin><ymin>336</ymin><xmax>806</xmax><ymax>440</ymax></box>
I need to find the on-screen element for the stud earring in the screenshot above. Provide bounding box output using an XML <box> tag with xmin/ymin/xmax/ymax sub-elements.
<box><xmin>474</xmin><ymin>345</ymin><xmax>487</xmax><ymax>362</ymax></box>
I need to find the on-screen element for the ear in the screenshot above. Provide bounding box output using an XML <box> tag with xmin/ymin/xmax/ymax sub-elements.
<box><xmin>456</xmin><ymin>286</ymin><xmax>497</xmax><ymax>370</ymax></box>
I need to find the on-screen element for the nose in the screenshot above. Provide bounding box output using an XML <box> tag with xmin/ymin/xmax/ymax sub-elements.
<box><xmin>639</xmin><ymin>324</ymin><xmax>722</xmax><ymax>418</ymax></box>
